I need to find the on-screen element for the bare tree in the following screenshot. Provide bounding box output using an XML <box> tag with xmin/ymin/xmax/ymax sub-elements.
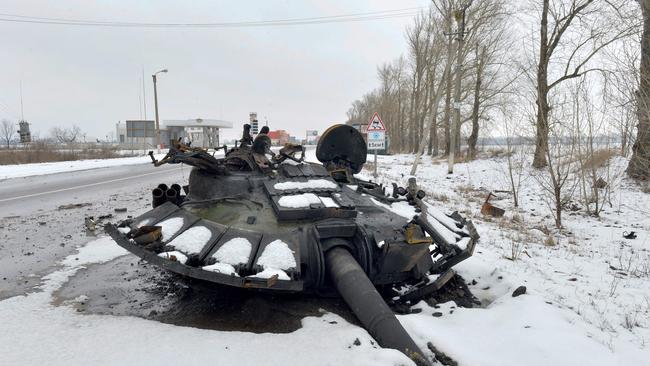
<box><xmin>573</xmin><ymin>79</ymin><xmax>616</xmax><ymax>217</ymax></box>
<box><xmin>603</xmin><ymin>29</ymin><xmax>640</xmax><ymax>157</ymax></box>
<box><xmin>531</xmin><ymin>0</ymin><xmax>636</xmax><ymax>168</ymax></box>
<box><xmin>410</xmin><ymin>11</ymin><xmax>453</xmax><ymax>174</ymax></box>
<box><xmin>411</xmin><ymin>0</ymin><xmax>510</xmax><ymax>174</ymax></box>
<box><xmin>498</xmin><ymin>105</ymin><xmax>529</xmax><ymax>208</ymax></box>
<box><xmin>1</xmin><ymin>119</ymin><xmax>14</xmax><ymax>148</ymax></box>
<box><xmin>628</xmin><ymin>0</ymin><xmax>650</xmax><ymax>179</ymax></box>
<box><xmin>406</xmin><ymin>11</ymin><xmax>435</xmax><ymax>153</ymax></box>
<box><xmin>426</xmin><ymin>0</ymin><xmax>459</xmax><ymax>156</ymax></box>
<box><xmin>51</xmin><ymin>125</ymin><xmax>82</xmax><ymax>145</ymax></box>
<box><xmin>465</xmin><ymin>0</ymin><xmax>513</xmax><ymax>158</ymax></box>
<box><xmin>532</xmin><ymin>86</ymin><xmax>581</xmax><ymax>229</ymax></box>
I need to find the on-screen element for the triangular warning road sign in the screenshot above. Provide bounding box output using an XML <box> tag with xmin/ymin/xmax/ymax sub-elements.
<box><xmin>366</xmin><ymin>112</ymin><xmax>386</xmax><ymax>131</ymax></box>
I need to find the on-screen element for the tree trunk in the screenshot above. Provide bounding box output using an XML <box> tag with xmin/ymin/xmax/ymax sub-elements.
<box><xmin>408</xmin><ymin>76</ymin><xmax>417</xmax><ymax>153</ymax></box>
<box><xmin>621</xmin><ymin>124</ymin><xmax>628</xmax><ymax>157</ymax></box>
<box><xmin>399</xmin><ymin>96</ymin><xmax>407</xmax><ymax>152</ymax></box>
<box><xmin>397</xmin><ymin>87</ymin><xmax>404</xmax><ymax>152</ymax></box>
<box><xmin>533</xmin><ymin>0</ymin><xmax>550</xmax><ymax>168</ymax></box>
<box><xmin>554</xmin><ymin>185</ymin><xmax>562</xmax><ymax>229</ymax></box>
<box><xmin>443</xmin><ymin>78</ymin><xmax>453</xmax><ymax>154</ymax></box>
<box><xmin>468</xmin><ymin>48</ymin><xmax>483</xmax><ymax>159</ymax></box>
<box><xmin>454</xmin><ymin>113</ymin><xmax>462</xmax><ymax>158</ymax></box>
<box><xmin>533</xmin><ymin>87</ymin><xmax>550</xmax><ymax>168</ymax></box>
<box><xmin>443</xmin><ymin>34</ymin><xmax>454</xmax><ymax>155</ymax></box>
<box><xmin>428</xmin><ymin>116</ymin><xmax>437</xmax><ymax>156</ymax></box>
<box><xmin>628</xmin><ymin>0</ymin><xmax>650</xmax><ymax>179</ymax></box>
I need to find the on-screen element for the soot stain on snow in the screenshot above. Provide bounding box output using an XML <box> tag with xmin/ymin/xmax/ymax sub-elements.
<box><xmin>52</xmin><ymin>255</ymin><xmax>358</xmax><ymax>333</ymax></box>
<box><xmin>51</xmin><ymin>249</ymin><xmax>476</xmax><ymax>337</ymax></box>
<box><xmin>155</xmin><ymin>285</ymin><xmax>358</xmax><ymax>333</ymax></box>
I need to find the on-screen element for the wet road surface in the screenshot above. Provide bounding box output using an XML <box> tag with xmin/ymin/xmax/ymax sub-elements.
<box><xmin>0</xmin><ymin>162</ymin><xmax>186</xmax><ymax>216</ymax></box>
<box><xmin>0</xmin><ymin>162</ymin><xmax>186</xmax><ymax>298</ymax></box>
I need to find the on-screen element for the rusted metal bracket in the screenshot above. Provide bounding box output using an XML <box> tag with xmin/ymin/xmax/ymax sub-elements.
<box><xmin>481</xmin><ymin>192</ymin><xmax>505</xmax><ymax>217</ymax></box>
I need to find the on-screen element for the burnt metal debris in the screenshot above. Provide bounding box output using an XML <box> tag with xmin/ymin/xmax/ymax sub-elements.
<box><xmin>106</xmin><ymin>124</ymin><xmax>479</xmax><ymax>365</ymax></box>
<box><xmin>480</xmin><ymin>192</ymin><xmax>505</xmax><ymax>217</ymax></box>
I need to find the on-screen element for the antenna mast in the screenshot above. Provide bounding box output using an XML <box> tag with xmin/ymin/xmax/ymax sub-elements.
<box><xmin>142</xmin><ymin>67</ymin><xmax>147</xmax><ymax>119</ymax></box>
<box><xmin>20</xmin><ymin>81</ymin><xmax>25</xmax><ymax>121</ymax></box>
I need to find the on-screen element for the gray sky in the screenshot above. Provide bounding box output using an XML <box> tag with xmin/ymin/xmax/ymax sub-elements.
<box><xmin>0</xmin><ymin>0</ymin><xmax>429</xmax><ymax>141</ymax></box>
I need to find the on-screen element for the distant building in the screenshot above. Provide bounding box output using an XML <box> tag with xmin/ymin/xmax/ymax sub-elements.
<box><xmin>116</xmin><ymin>120</ymin><xmax>156</xmax><ymax>147</ymax></box>
<box><xmin>249</xmin><ymin>113</ymin><xmax>259</xmax><ymax>135</ymax></box>
<box><xmin>18</xmin><ymin>120</ymin><xmax>31</xmax><ymax>143</ymax></box>
<box><xmin>305</xmin><ymin>130</ymin><xmax>319</xmax><ymax>145</ymax></box>
<box><xmin>117</xmin><ymin>118</ymin><xmax>233</xmax><ymax>149</ymax></box>
<box><xmin>163</xmin><ymin>118</ymin><xmax>233</xmax><ymax>148</ymax></box>
<box><xmin>267</xmin><ymin>130</ymin><xmax>290</xmax><ymax>145</ymax></box>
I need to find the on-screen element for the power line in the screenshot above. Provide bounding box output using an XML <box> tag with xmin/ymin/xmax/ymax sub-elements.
<box><xmin>0</xmin><ymin>7</ymin><xmax>424</xmax><ymax>28</ymax></box>
<box><xmin>0</xmin><ymin>13</ymin><xmax>420</xmax><ymax>28</ymax></box>
<box><xmin>0</xmin><ymin>7</ymin><xmax>423</xmax><ymax>24</ymax></box>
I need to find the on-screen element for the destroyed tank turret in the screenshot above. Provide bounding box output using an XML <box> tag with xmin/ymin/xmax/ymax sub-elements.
<box><xmin>106</xmin><ymin>124</ymin><xmax>479</xmax><ymax>366</ymax></box>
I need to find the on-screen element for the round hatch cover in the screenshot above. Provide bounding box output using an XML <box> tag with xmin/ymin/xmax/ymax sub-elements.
<box><xmin>316</xmin><ymin>124</ymin><xmax>367</xmax><ymax>174</ymax></box>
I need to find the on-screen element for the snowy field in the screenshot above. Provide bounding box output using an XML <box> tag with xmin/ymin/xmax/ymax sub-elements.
<box><xmin>1</xmin><ymin>151</ymin><xmax>648</xmax><ymax>365</ymax></box>
<box><xmin>358</xmin><ymin>152</ymin><xmax>649</xmax><ymax>365</ymax></box>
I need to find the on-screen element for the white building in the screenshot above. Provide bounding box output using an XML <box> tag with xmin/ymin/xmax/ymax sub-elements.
<box><xmin>117</xmin><ymin>118</ymin><xmax>233</xmax><ymax>149</ymax></box>
<box><xmin>163</xmin><ymin>119</ymin><xmax>233</xmax><ymax>148</ymax></box>
<box><xmin>116</xmin><ymin>120</ymin><xmax>156</xmax><ymax>148</ymax></box>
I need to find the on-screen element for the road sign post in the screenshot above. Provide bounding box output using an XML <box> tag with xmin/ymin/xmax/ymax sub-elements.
<box><xmin>366</xmin><ymin>112</ymin><xmax>386</xmax><ymax>179</ymax></box>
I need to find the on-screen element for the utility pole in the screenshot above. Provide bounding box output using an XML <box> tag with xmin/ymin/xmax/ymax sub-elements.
<box><xmin>448</xmin><ymin>1</ymin><xmax>473</xmax><ymax>174</ymax></box>
<box><xmin>152</xmin><ymin>69</ymin><xmax>168</xmax><ymax>148</ymax></box>
<box><xmin>138</xmin><ymin>79</ymin><xmax>143</xmax><ymax>119</ymax></box>
<box><xmin>20</xmin><ymin>80</ymin><xmax>25</xmax><ymax>121</ymax></box>
<box><xmin>142</xmin><ymin>67</ymin><xmax>147</xmax><ymax>119</ymax></box>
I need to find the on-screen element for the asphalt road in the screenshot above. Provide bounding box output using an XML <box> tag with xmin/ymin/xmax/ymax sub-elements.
<box><xmin>0</xmin><ymin>161</ymin><xmax>187</xmax><ymax>298</ymax></box>
<box><xmin>0</xmin><ymin>162</ymin><xmax>187</xmax><ymax>217</ymax></box>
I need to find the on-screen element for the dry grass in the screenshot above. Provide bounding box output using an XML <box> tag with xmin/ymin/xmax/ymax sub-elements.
<box><xmin>430</xmin><ymin>192</ymin><xmax>449</xmax><ymax>202</ymax></box>
<box><xmin>641</xmin><ymin>184</ymin><xmax>650</xmax><ymax>194</ymax></box>
<box><xmin>544</xmin><ymin>235</ymin><xmax>556</xmax><ymax>247</ymax></box>
<box><xmin>0</xmin><ymin>143</ymin><xmax>127</xmax><ymax>165</ymax></box>
<box><xmin>363</xmin><ymin>162</ymin><xmax>376</xmax><ymax>172</ymax></box>
<box><xmin>453</xmin><ymin>152</ymin><xmax>476</xmax><ymax>163</ymax></box>
<box><xmin>532</xmin><ymin>225</ymin><xmax>551</xmax><ymax>235</ymax></box>
<box><xmin>497</xmin><ymin>215</ymin><xmax>527</xmax><ymax>233</ymax></box>
<box><xmin>578</xmin><ymin>148</ymin><xmax>618</xmax><ymax>170</ymax></box>
<box><xmin>483</xmin><ymin>148</ymin><xmax>513</xmax><ymax>159</ymax></box>
<box><xmin>455</xmin><ymin>184</ymin><xmax>476</xmax><ymax>194</ymax></box>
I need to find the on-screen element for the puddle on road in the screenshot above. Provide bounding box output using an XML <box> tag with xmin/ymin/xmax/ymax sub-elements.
<box><xmin>52</xmin><ymin>255</ymin><xmax>357</xmax><ymax>333</ymax></box>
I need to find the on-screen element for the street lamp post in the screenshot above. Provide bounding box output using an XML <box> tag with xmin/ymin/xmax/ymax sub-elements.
<box><xmin>152</xmin><ymin>69</ymin><xmax>168</xmax><ymax>148</ymax></box>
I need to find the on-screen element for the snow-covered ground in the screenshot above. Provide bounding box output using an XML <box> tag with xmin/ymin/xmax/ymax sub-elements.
<box><xmin>0</xmin><ymin>152</ymin><xmax>169</xmax><ymax>180</ymax></box>
<box><xmin>358</xmin><ymin>152</ymin><xmax>649</xmax><ymax>365</ymax></box>
<box><xmin>0</xmin><ymin>237</ymin><xmax>411</xmax><ymax>365</ymax></box>
<box><xmin>1</xmin><ymin>151</ymin><xmax>648</xmax><ymax>365</ymax></box>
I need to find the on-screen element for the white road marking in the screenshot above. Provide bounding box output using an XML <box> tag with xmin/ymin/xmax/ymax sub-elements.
<box><xmin>0</xmin><ymin>167</ymin><xmax>182</xmax><ymax>203</ymax></box>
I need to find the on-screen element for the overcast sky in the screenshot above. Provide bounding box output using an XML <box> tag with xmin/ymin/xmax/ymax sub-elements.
<box><xmin>0</xmin><ymin>0</ymin><xmax>429</xmax><ymax>141</ymax></box>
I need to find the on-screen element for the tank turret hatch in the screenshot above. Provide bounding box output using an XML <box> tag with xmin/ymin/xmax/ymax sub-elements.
<box><xmin>316</xmin><ymin>125</ymin><xmax>367</xmax><ymax>181</ymax></box>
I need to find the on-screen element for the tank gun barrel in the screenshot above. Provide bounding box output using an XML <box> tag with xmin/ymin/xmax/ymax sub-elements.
<box><xmin>324</xmin><ymin>246</ymin><xmax>430</xmax><ymax>366</ymax></box>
